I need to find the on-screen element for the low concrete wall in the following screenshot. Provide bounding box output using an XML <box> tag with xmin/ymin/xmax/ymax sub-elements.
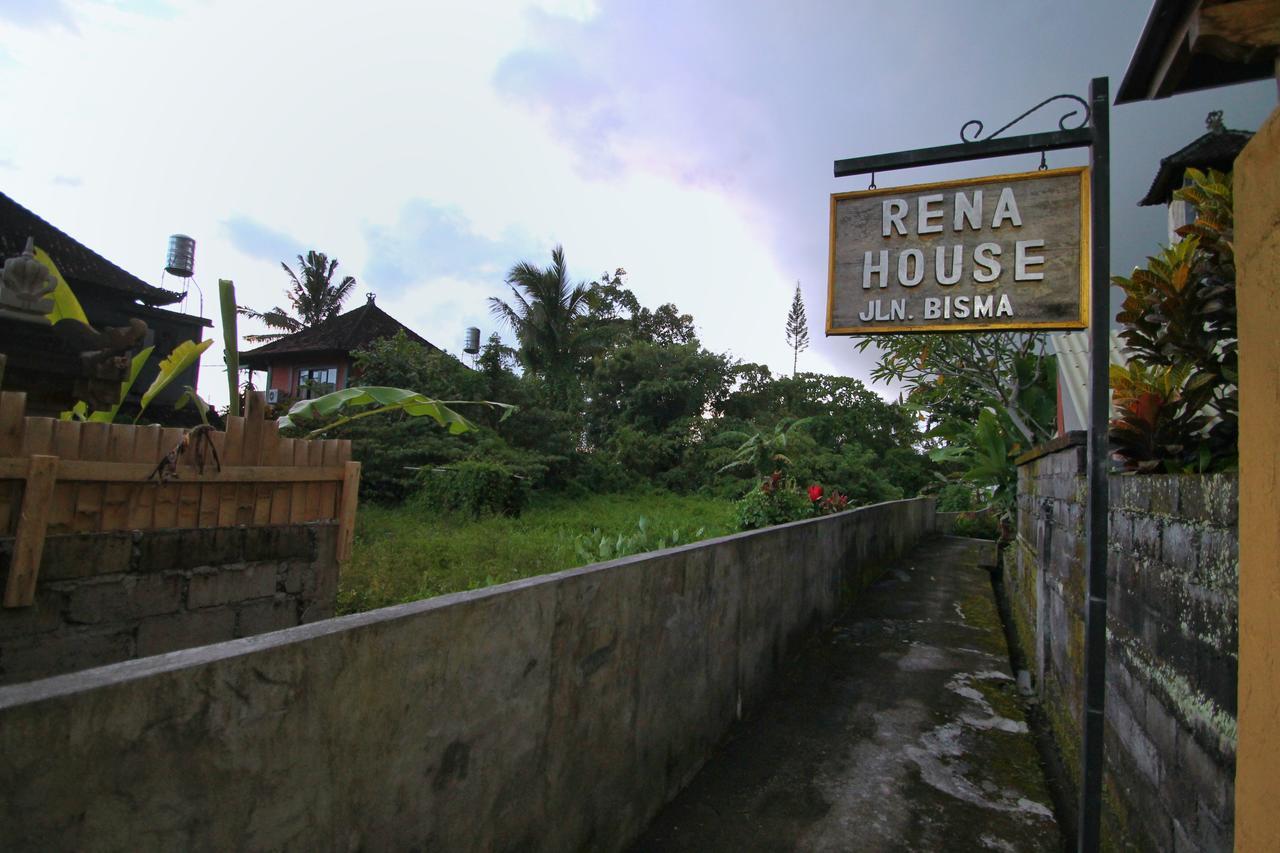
<box><xmin>1011</xmin><ymin>437</ymin><xmax>1238</xmax><ymax>850</ymax></box>
<box><xmin>0</xmin><ymin>497</ymin><xmax>934</xmax><ymax>852</ymax></box>
<box><xmin>0</xmin><ymin>524</ymin><xmax>339</xmax><ymax>685</ymax></box>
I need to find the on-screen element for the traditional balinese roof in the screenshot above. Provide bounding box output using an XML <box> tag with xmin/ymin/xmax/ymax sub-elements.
<box><xmin>0</xmin><ymin>191</ymin><xmax>182</xmax><ymax>306</ymax></box>
<box><xmin>1115</xmin><ymin>0</ymin><xmax>1278</xmax><ymax>105</ymax></box>
<box><xmin>239</xmin><ymin>295</ymin><xmax>437</xmax><ymax>368</ymax></box>
<box><xmin>1138</xmin><ymin>112</ymin><xmax>1253</xmax><ymax>206</ymax></box>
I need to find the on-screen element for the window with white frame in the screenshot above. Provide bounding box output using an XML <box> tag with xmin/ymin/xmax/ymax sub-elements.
<box><xmin>297</xmin><ymin>367</ymin><xmax>338</xmax><ymax>399</ymax></box>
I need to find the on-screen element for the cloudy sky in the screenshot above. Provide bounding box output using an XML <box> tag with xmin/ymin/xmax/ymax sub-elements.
<box><xmin>1</xmin><ymin>0</ymin><xmax>1274</xmax><ymax>405</ymax></box>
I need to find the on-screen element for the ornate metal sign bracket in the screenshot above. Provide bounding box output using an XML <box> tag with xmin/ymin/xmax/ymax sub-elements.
<box><xmin>833</xmin><ymin>90</ymin><xmax>1095</xmax><ymax>180</ymax></box>
<box><xmin>960</xmin><ymin>93</ymin><xmax>1091</xmax><ymax>142</ymax></box>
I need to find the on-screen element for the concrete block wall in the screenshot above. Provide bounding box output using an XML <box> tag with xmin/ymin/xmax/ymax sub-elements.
<box><xmin>0</xmin><ymin>497</ymin><xmax>933</xmax><ymax>853</ymax></box>
<box><xmin>0</xmin><ymin>523</ymin><xmax>339</xmax><ymax>685</ymax></box>
<box><xmin>1010</xmin><ymin>437</ymin><xmax>1238</xmax><ymax>850</ymax></box>
<box><xmin>1010</xmin><ymin>433</ymin><xmax>1088</xmax><ymax>785</ymax></box>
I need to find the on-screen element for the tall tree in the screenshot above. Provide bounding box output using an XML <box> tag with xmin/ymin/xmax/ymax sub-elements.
<box><xmin>785</xmin><ymin>281</ymin><xmax>810</xmax><ymax>376</ymax></box>
<box><xmin>239</xmin><ymin>251</ymin><xmax>358</xmax><ymax>343</ymax></box>
<box><xmin>858</xmin><ymin>333</ymin><xmax>1056</xmax><ymax>446</ymax></box>
<box><xmin>488</xmin><ymin>245</ymin><xmax>595</xmax><ymax>404</ymax></box>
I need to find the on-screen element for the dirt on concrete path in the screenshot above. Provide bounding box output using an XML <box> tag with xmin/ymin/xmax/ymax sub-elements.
<box><xmin>630</xmin><ymin>536</ymin><xmax>1061</xmax><ymax>853</ymax></box>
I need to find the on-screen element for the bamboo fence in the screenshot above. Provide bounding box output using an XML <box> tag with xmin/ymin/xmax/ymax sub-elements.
<box><xmin>0</xmin><ymin>391</ymin><xmax>360</xmax><ymax>608</ymax></box>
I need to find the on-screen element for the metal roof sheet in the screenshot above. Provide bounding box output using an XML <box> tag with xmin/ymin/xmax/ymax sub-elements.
<box><xmin>1050</xmin><ymin>331</ymin><xmax>1127</xmax><ymax>433</ymax></box>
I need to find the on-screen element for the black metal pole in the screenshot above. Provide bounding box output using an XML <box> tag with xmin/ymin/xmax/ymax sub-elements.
<box><xmin>831</xmin><ymin>94</ymin><xmax>1094</xmax><ymax>178</ymax></box>
<box><xmin>834</xmin><ymin>128</ymin><xmax>1093</xmax><ymax>177</ymax></box>
<box><xmin>1079</xmin><ymin>75</ymin><xmax>1110</xmax><ymax>853</ymax></box>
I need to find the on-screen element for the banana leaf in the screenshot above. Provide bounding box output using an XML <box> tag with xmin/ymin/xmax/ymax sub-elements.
<box><xmin>136</xmin><ymin>339</ymin><xmax>215</xmax><ymax>422</ymax></box>
<box><xmin>33</xmin><ymin>246</ymin><xmax>90</xmax><ymax>326</ymax></box>
<box><xmin>278</xmin><ymin>386</ymin><xmax>516</xmax><ymax>439</ymax></box>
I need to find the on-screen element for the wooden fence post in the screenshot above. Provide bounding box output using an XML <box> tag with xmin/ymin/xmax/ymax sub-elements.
<box><xmin>4</xmin><ymin>454</ymin><xmax>58</xmax><ymax>607</ymax></box>
<box><xmin>336</xmin><ymin>461</ymin><xmax>361</xmax><ymax>563</ymax></box>
<box><xmin>0</xmin><ymin>390</ymin><xmax>27</xmax><ymax>537</ymax></box>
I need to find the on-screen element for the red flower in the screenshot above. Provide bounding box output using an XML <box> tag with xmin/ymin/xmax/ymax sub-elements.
<box><xmin>808</xmin><ymin>484</ymin><xmax>823</xmax><ymax>502</ymax></box>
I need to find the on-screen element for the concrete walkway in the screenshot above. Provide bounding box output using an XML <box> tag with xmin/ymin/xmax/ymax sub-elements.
<box><xmin>631</xmin><ymin>537</ymin><xmax>1060</xmax><ymax>853</ymax></box>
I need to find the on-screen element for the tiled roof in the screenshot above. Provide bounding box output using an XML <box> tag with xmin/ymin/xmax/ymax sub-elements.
<box><xmin>1138</xmin><ymin>127</ymin><xmax>1253</xmax><ymax>206</ymax></box>
<box><xmin>0</xmin><ymin>191</ymin><xmax>182</xmax><ymax>306</ymax></box>
<box><xmin>239</xmin><ymin>297</ymin><xmax>437</xmax><ymax>366</ymax></box>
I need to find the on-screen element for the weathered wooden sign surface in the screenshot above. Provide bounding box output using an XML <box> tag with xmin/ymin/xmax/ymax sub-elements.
<box><xmin>827</xmin><ymin>167</ymin><xmax>1089</xmax><ymax>334</ymax></box>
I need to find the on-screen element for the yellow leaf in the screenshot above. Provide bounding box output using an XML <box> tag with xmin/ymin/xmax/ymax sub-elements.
<box><xmin>32</xmin><ymin>247</ymin><xmax>89</xmax><ymax>326</ymax></box>
<box><xmin>137</xmin><ymin>339</ymin><xmax>214</xmax><ymax>420</ymax></box>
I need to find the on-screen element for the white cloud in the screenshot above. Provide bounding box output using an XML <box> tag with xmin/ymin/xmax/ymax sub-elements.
<box><xmin>1</xmin><ymin>0</ymin><xmax>1273</xmax><ymax>407</ymax></box>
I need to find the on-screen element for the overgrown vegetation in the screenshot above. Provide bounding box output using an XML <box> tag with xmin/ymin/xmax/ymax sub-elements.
<box><xmin>299</xmin><ymin>248</ymin><xmax>937</xmax><ymax>516</ymax></box>
<box><xmin>414</xmin><ymin>460</ymin><xmax>529</xmax><ymax>519</ymax></box>
<box><xmin>339</xmin><ymin>492</ymin><xmax>737</xmax><ymax>613</ymax></box>
<box><xmin>239</xmin><ymin>246</ymin><xmax>947</xmax><ymax>607</ymax></box>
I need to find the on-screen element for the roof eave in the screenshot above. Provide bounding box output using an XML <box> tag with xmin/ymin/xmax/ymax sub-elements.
<box><xmin>1116</xmin><ymin>0</ymin><xmax>1278</xmax><ymax>104</ymax></box>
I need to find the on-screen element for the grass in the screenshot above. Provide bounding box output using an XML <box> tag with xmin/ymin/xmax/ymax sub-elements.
<box><xmin>337</xmin><ymin>491</ymin><xmax>738</xmax><ymax>614</ymax></box>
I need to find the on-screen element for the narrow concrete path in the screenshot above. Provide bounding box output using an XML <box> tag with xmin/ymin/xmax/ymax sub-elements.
<box><xmin>631</xmin><ymin>537</ymin><xmax>1060</xmax><ymax>853</ymax></box>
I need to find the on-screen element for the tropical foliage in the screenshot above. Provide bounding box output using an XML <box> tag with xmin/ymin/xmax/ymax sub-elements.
<box><xmin>489</xmin><ymin>245</ymin><xmax>595</xmax><ymax>407</ymax></box>
<box><xmin>856</xmin><ymin>330</ymin><xmax>1057</xmax><ymax>524</ymax></box>
<box><xmin>317</xmin><ymin>256</ymin><xmax>936</xmax><ymax>513</ymax></box>
<box><xmin>1110</xmin><ymin>167</ymin><xmax>1237</xmax><ymax>472</ymax></box>
<box><xmin>137</xmin><ymin>339</ymin><xmax>215</xmax><ymax>422</ymax></box>
<box><xmin>928</xmin><ymin>408</ymin><xmax>1018</xmax><ymax>516</ymax></box>
<box><xmin>858</xmin><ymin>332</ymin><xmax>1057</xmax><ymax>446</ymax></box>
<box><xmin>415</xmin><ymin>460</ymin><xmax>528</xmax><ymax>519</ymax></box>
<box><xmin>735</xmin><ymin>473</ymin><xmax>813</xmax><ymax>530</ymax></box>
<box><xmin>571</xmin><ymin>516</ymin><xmax>707</xmax><ymax>564</ymax></box>
<box><xmin>278</xmin><ymin>385</ymin><xmax>513</xmax><ymax>438</ymax></box>
<box><xmin>239</xmin><ymin>250</ymin><xmax>358</xmax><ymax>343</ymax></box>
<box><xmin>717</xmin><ymin>419</ymin><xmax>813</xmax><ymax>479</ymax></box>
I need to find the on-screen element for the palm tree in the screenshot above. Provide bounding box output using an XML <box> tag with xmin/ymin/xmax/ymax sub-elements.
<box><xmin>239</xmin><ymin>251</ymin><xmax>358</xmax><ymax>343</ymax></box>
<box><xmin>488</xmin><ymin>245</ymin><xmax>594</xmax><ymax>395</ymax></box>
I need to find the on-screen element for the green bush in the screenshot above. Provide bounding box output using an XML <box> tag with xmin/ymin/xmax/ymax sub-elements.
<box><xmin>936</xmin><ymin>482</ymin><xmax>978</xmax><ymax>512</ymax></box>
<box><xmin>570</xmin><ymin>516</ymin><xmax>706</xmax><ymax>563</ymax></box>
<box><xmin>792</xmin><ymin>443</ymin><xmax>903</xmax><ymax>507</ymax></box>
<box><xmin>415</xmin><ymin>460</ymin><xmax>527</xmax><ymax>518</ymax></box>
<box><xmin>566</xmin><ymin>449</ymin><xmax>639</xmax><ymax>496</ymax></box>
<box><xmin>735</xmin><ymin>485</ymin><xmax>812</xmax><ymax>531</ymax></box>
<box><xmin>953</xmin><ymin>511</ymin><xmax>999</xmax><ymax>540</ymax></box>
<box><xmin>339</xmin><ymin>414</ymin><xmax>472</xmax><ymax>504</ymax></box>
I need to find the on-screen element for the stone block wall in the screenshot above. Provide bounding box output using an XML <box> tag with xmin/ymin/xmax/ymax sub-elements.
<box><xmin>0</xmin><ymin>497</ymin><xmax>933</xmax><ymax>852</ymax></box>
<box><xmin>0</xmin><ymin>523</ymin><xmax>338</xmax><ymax>685</ymax></box>
<box><xmin>1010</xmin><ymin>436</ymin><xmax>1238</xmax><ymax>850</ymax></box>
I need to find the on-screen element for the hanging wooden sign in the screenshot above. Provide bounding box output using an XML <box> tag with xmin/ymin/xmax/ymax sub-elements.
<box><xmin>826</xmin><ymin>167</ymin><xmax>1089</xmax><ymax>334</ymax></box>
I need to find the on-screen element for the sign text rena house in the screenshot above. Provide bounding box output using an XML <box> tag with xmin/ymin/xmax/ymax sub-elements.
<box><xmin>827</xmin><ymin>167</ymin><xmax>1088</xmax><ymax>335</ymax></box>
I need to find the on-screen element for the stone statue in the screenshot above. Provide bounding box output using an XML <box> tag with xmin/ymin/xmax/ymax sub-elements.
<box><xmin>0</xmin><ymin>237</ymin><xmax>57</xmax><ymax>319</ymax></box>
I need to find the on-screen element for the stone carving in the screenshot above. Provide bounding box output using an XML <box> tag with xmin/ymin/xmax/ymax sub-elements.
<box><xmin>56</xmin><ymin>317</ymin><xmax>150</xmax><ymax>409</ymax></box>
<box><xmin>0</xmin><ymin>236</ymin><xmax>57</xmax><ymax>319</ymax></box>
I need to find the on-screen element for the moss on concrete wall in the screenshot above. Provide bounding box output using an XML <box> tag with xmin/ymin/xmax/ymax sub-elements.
<box><xmin>1012</xmin><ymin>438</ymin><xmax>1237</xmax><ymax>850</ymax></box>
